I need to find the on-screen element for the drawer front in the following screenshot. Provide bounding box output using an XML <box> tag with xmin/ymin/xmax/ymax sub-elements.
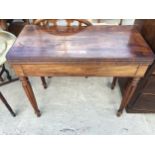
<box><xmin>143</xmin><ymin>75</ymin><xmax>155</xmax><ymax>93</ymax></box>
<box><xmin>130</xmin><ymin>93</ymin><xmax>155</xmax><ymax>112</ymax></box>
<box><xmin>19</xmin><ymin>64</ymin><xmax>139</xmax><ymax>77</ymax></box>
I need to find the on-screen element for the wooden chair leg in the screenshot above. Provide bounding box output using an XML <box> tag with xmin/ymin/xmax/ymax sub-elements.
<box><xmin>0</xmin><ymin>92</ymin><xmax>16</xmax><ymax>117</ymax></box>
<box><xmin>41</xmin><ymin>77</ymin><xmax>47</xmax><ymax>89</ymax></box>
<box><xmin>111</xmin><ymin>77</ymin><xmax>117</xmax><ymax>89</ymax></box>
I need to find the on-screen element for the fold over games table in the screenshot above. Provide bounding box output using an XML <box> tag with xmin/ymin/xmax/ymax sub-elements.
<box><xmin>7</xmin><ymin>25</ymin><xmax>154</xmax><ymax>117</ymax></box>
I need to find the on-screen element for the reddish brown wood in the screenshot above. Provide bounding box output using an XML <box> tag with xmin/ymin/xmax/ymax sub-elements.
<box><xmin>19</xmin><ymin>77</ymin><xmax>41</xmax><ymax>117</ymax></box>
<box><xmin>33</xmin><ymin>19</ymin><xmax>92</xmax><ymax>27</ymax></box>
<box><xmin>32</xmin><ymin>19</ymin><xmax>92</xmax><ymax>36</ymax></box>
<box><xmin>32</xmin><ymin>19</ymin><xmax>92</xmax><ymax>88</ymax></box>
<box><xmin>7</xmin><ymin>25</ymin><xmax>154</xmax><ymax>64</ymax></box>
<box><xmin>117</xmin><ymin>77</ymin><xmax>140</xmax><ymax>116</ymax></box>
<box><xmin>6</xmin><ymin>25</ymin><xmax>154</xmax><ymax>117</ymax></box>
<box><xmin>111</xmin><ymin>19</ymin><xmax>123</xmax><ymax>91</ymax></box>
<box><xmin>14</xmin><ymin>63</ymin><xmax>140</xmax><ymax>77</ymax></box>
<box><xmin>118</xmin><ymin>20</ymin><xmax>155</xmax><ymax>113</ymax></box>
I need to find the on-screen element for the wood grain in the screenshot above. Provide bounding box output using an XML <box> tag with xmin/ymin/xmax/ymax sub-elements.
<box><xmin>12</xmin><ymin>64</ymin><xmax>140</xmax><ymax>77</ymax></box>
<box><xmin>19</xmin><ymin>77</ymin><xmax>41</xmax><ymax>117</ymax></box>
<box><xmin>6</xmin><ymin>24</ymin><xmax>155</xmax><ymax>117</ymax></box>
<box><xmin>7</xmin><ymin>25</ymin><xmax>154</xmax><ymax>65</ymax></box>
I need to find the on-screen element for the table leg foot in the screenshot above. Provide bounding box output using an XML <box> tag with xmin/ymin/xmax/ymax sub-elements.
<box><xmin>117</xmin><ymin>109</ymin><xmax>123</xmax><ymax>117</ymax></box>
<box><xmin>35</xmin><ymin>110</ymin><xmax>41</xmax><ymax>117</ymax></box>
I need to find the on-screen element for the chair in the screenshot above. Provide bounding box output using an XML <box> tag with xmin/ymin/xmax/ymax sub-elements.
<box><xmin>0</xmin><ymin>92</ymin><xmax>16</xmax><ymax>117</ymax></box>
<box><xmin>0</xmin><ymin>20</ymin><xmax>47</xmax><ymax>89</ymax></box>
<box><xmin>33</xmin><ymin>19</ymin><xmax>92</xmax><ymax>27</ymax></box>
<box><xmin>0</xmin><ymin>30</ymin><xmax>17</xmax><ymax>85</ymax></box>
<box><xmin>33</xmin><ymin>19</ymin><xmax>92</xmax><ymax>84</ymax></box>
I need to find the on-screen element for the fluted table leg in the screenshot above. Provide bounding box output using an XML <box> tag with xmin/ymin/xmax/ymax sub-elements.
<box><xmin>117</xmin><ymin>77</ymin><xmax>140</xmax><ymax>116</ymax></box>
<box><xmin>20</xmin><ymin>76</ymin><xmax>41</xmax><ymax>117</ymax></box>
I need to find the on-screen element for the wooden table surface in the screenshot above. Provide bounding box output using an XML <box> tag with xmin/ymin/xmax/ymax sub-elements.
<box><xmin>7</xmin><ymin>25</ymin><xmax>153</xmax><ymax>64</ymax></box>
<box><xmin>6</xmin><ymin>25</ymin><xmax>154</xmax><ymax>117</ymax></box>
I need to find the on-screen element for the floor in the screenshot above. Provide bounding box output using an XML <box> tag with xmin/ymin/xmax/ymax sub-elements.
<box><xmin>1</xmin><ymin>64</ymin><xmax>155</xmax><ymax>135</ymax></box>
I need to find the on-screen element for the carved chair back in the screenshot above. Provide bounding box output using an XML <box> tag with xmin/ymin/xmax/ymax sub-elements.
<box><xmin>33</xmin><ymin>19</ymin><xmax>92</xmax><ymax>36</ymax></box>
<box><xmin>33</xmin><ymin>19</ymin><xmax>92</xmax><ymax>28</ymax></box>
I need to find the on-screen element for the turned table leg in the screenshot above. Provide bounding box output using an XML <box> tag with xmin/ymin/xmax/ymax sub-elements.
<box><xmin>117</xmin><ymin>77</ymin><xmax>140</xmax><ymax>117</ymax></box>
<box><xmin>20</xmin><ymin>76</ymin><xmax>41</xmax><ymax>117</ymax></box>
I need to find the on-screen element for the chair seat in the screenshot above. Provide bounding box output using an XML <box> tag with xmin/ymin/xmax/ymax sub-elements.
<box><xmin>0</xmin><ymin>31</ymin><xmax>16</xmax><ymax>65</ymax></box>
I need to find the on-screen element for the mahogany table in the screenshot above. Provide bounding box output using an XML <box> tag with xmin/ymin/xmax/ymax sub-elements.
<box><xmin>6</xmin><ymin>25</ymin><xmax>154</xmax><ymax>117</ymax></box>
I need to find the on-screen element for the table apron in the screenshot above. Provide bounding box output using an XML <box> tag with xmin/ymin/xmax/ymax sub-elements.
<box><xmin>12</xmin><ymin>64</ymin><xmax>149</xmax><ymax>77</ymax></box>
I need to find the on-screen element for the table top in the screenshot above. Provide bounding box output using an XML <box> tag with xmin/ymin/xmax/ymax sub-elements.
<box><xmin>7</xmin><ymin>25</ymin><xmax>154</xmax><ymax>64</ymax></box>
